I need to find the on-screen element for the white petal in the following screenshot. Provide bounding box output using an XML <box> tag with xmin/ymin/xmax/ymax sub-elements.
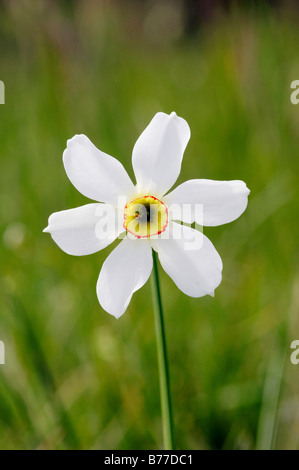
<box><xmin>44</xmin><ymin>203</ymin><xmax>123</xmax><ymax>256</ymax></box>
<box><xmin>164</xmin><ymin>179</ymin><xmax>250</xmax><ymax>226</ymax></box>
<box><xmin>151</xmin><ymin>222</ymin><xmax>222</xmax><ymax>297</ymax></box>
<box><xmin>132</xmin><ymin>112</ymin><xmax>190</xmax><ymax>197</ymax></box>
<box><xmin>63</xmin><ymin>134</ymin><xmax>135</xmax><ymax>205</ymax></box>
<box><xmin>97</xmin><ymin>237</ymin><xmax>153</xmax><ymax>318</ymax></box>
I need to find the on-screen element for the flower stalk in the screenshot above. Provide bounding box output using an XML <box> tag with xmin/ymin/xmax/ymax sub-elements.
<box><xmin>151</xmin><ymin>250</ymin><xmax>174</xmax><ymax>450</ymax></box>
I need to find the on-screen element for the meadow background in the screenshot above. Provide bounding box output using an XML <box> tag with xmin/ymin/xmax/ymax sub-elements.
<box><xmin>1</xmin><ymin>0</ymin><xmax>299</xmax><ymax>450</ymax></box>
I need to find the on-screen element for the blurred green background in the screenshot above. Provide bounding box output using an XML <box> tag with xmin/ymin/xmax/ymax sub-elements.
<box><xmin>1</xmin><ymin>0</ymin><xmax>299</xmax><ymax>450</ymax></box>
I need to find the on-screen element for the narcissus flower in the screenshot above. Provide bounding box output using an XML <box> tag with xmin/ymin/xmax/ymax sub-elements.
<box><xmin>44</xmin><ymin>112</ymin><xmax>250</xmax><ymax>318</ymax></box>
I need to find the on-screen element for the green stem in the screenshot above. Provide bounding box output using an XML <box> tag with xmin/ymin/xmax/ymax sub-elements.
<box><xmin>151</xmin><ymin>250</ymin><xmax>175</xmax><ymax>450</ymax></box>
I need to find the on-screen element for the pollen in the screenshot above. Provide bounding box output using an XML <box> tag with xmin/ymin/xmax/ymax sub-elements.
<box><xmin>123</xmin><ymin>195</ymin><xmax>168</xmax><ymax>238</ymax></box>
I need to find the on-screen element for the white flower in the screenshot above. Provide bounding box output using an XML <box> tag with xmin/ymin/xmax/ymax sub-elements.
<box><xmin>44</xmin><ymin>112</ymin><xmax>250</xmax><ymax>318</ymax></box>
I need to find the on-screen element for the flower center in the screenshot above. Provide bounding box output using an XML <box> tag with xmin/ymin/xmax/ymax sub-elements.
<box><xmin>123</xmin><ymin>195</ymin><xmax>168</xmax><ymax>238</ymax></box>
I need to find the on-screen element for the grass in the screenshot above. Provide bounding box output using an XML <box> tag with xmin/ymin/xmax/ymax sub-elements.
<box><xmin>0</xmin><ymin>1</ymin><xmax>299</xmax><ymax>449</ymax></box>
